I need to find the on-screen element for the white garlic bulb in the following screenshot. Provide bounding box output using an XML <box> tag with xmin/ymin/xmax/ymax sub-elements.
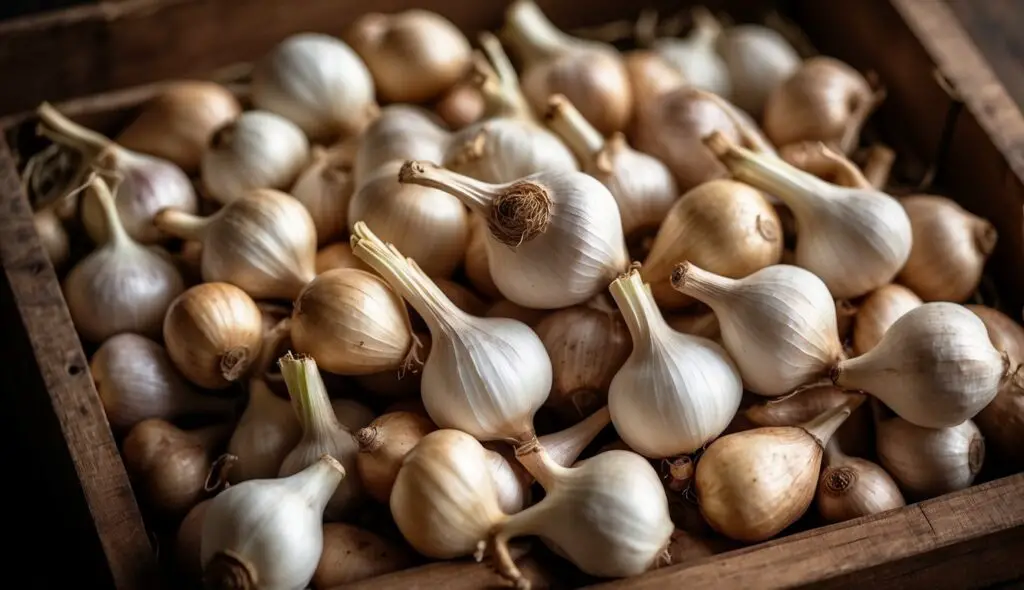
<box><xmin>354</xmin><ymin>105</ymin><xmax>450</xmax><ymax>187</ymax></box>
<box><xmin>715</xmin><ymin>25</ymin><xmax>801</xmax><ymax>116</ymax></box>
<box><xmin>652</xmin><ymin>7</ymin><xmax>732</xmax><ymax>99</ymax></box>
<box><xmin>607</xmin><ymin>268</ymin><xmax>742</xmax><ymax>457</ymax></box>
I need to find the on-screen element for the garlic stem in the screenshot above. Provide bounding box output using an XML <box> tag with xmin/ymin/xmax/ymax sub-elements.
<box><xmin>87</xmin><ymin>174</ymin><xmax>131</xmax><ymax>248</ymax></box>
<box><xmin>398</xmin><ymin>160</ymin><xmax>494</xmax><ymax>214</ymax></box>
<box><xmin>501</xmin><ymin>0</ymin><xmax>574</xmax><ymax>64</ymax></box>
<box><xmin>36</xmin><ymin>102</ymin><xmax>114</xmax><ymax>156</ymax></box>
<box><xmin>544</xmin><ymin>94</ymin><xmax>605</xmax><ymax>161</ymax></box>
<box><xmin>610</xmin><ymin>266</ymin><xmax>667</xmax><ymax>344</ymax></box>
<box><xmin>863</xmin><ymin>145</ymin><xmax>895</xmax><ymax>190</ymax></box>
<box><xmin>800</xmin><ymin>395</ymin><xmax>863</xmax><ymax>446</ymax></box>
<box><xmin>477</xmin><ymin>32</ymin><xmax>533</xmax><ymax>121</ymax></box>
<box><xmin>513</xmin><ymin>444</ymin><xmax>568</xmax><ymax>492</ymax></box>
<box><xmin>154</xmin><ymin>208</ymin><xmax>211</xmax><ymax>242</ymax></box>
<box><xmin>704</xmin><ymin>131</ymin><xmax>826</xmax><ymax>210</ymax></box>
<box><xmin>279</xmin><ymin>352</ymin><xmax>342</xmax><ymax>440</ymax></box>
<box><xmin>538</xmin><ymin>405</ymin><xmax>611</xmax><ymax>466</ymax></box>
<box><xmin>670</xmin><ymin>262</ymin><xmax>735</xmax><ymax>302</ymax></box>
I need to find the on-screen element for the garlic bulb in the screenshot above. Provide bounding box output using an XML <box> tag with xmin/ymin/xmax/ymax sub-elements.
<box><xmin>898</xmin><ymin>195</ymin><xmax>998</xmax><ymax>302</ymax></box>
<box><xmin>163</xmin><ymin>282</ymin><xmax>264</xmax><ymax>389</ymax></box>
<box><xmin>354</xmin><ymin>105</ymin><xmax>450</xmax><ymax>188</ymax></box>
<box><xmin>607</xmin><ymin>268</ymin><xmax>742</xmax><ymax>458</ymax></box>
<box><xmin>816</xmin><ymin>439</ymin><xmax>905</xmax><ymax>523</ymax></box>
<box><xmin>851</xmin><ymin>284</ymin><xmax>922</xmax><ymax>356</ymax></box>
<box><xmin>313</xmin><ymin>523</ymin><xmax>414</xmax><ymax>588</ymax></box>
<box><xmin>534</xmin><ymin>304</ymin><xmax>630</xmax><ymax>423</ymax></box>
<box><xmin>63</xmin><ymin>175</ymin><xmax>184</xmax><ymax>342</ymax></box>
<box><xmin>227</xmin><ymin>378</ymin><xmax>301</xmax><ymax>483</ymax></box>
<box><xmin>435</xmin><ymin>82</ymin><xmax>485</xmax><ymax>130</ymax></box>
<box><xmin>200</xmin><ymin>111</ymin><xmax>310</xmax><ymax>205</ymax></box>
<box><xmin>155</xmin><ymin>188</ymin><xmax>317</xmax><ymax>300</ymax></box>
<box><xmin>33</xmin><ymin>207</ymin><xmax>69</xmax><ymax>269</ymax></box>
<box><xmin>201</xmin><ymin>455</ymin><xmax>345</xmax><ymax>590</ymax></box>
<box><xmin>875</xmin><ymin>409</ymin><xmax>984</xmax><ymax>499</ymax></box>
<box><xmin>252</xmin><ymin>33</ymin><xmax>377</xmax><ymax>139</ymax></box>
<box><xmin>501</xmin><ymin>0</ymin><xmax>632</xmax><ymax>135</ymax></box>
<box><xmin>91</xmin><ymin>333</ymin><xmax>232</xmax><ymax>433</ymax></box>
<box><xmin>764</xmin><ymin>57</ymin><xmax>882</xmax><ymax>153</ymax></box>
<box><xmin>36</xmin><ymin>103</ymin><xmax>198</xmax><ymax>244</ymax></box>
<box><xmin>484</xmin><ymin>443</ymin><xmax>535</xmax><ymax>515</ymax></box>
<box><xmin>278</xmin><ymin>354</ymin><xmax>362</xmax><ymax>519</ymax></box>
<box><xmin>545</xmin><ymin>94</ymin><xmax>678</xmax><ymax>242</ymax></box>
<box><xmin>629</xmin><ymin>87</ymin><xmax>774</xmax><ymax>192</ymax></box>
<box><xmin>348</xmin><ymin>161</ymin><xmax>469</xmax><ymax>278</ymax></box>
<box><xmin>117</xmin><ymin>81</ymin><xmax>242</xmax><ymax>174</ymax></box>
<box><xmin>779</xmin><ymin>140</ymin><xmax>873</xmax><ymax>189</ymax></box>
<box><xmin>833</xmin><ymin>302</ymin><xmax>1006</xmax><ymax>428</ymax></box>
<box><xmin>706</xmin><ymin>133</ymin><xmax>912</xmax><ymax>299</ymax></box>
<box><xmin>356</xmin><ymin>411</ymin><xmax>438</xmax><ymax>503</ymax></box>
<box><xmin>623</xmin><ymin>50</ymin><xmax>687</xmax><ymax>110</ymax></box>
<box><xmin>651</xmin><ymin>7</ymin><xmax>732</xmax><ymax>99</ymax></box>
<box><xmin>290</xmin><ymin>146</ymin><xmax>353</xmax><ymax>246</ymax></box>
<box><xmin>744</xmin><ymin>385</ymin><xmax>873</xmax><ymax>459</ymax></box>
<box><xmin>970</xmin><ymin>305</ymin><xmax>1024</xmax><ymax>468</ymax></box>
<box><xmin>969</xmin><ymin>304</ymin><xmax>1024</xmax><ymax>366</ymax></box>
<box><xmin>347</xmin><ymin>10</ymin><xmax>472</xmax><ymax>103</ymax></box>
<box><xmin>696</xmin><ymin>398</ymin><xmax>860</xmax><ymax>542</ymax></box>
<box><xmin>672</xmin><ymin>262</ymin><xmax>844</xmax><ymax>397</ymax></box>
<box><xmin>351</xmin><ymin>222</ymin><xmax>551</xmax><ymax>444</ymax></box>
<box><xmin>715</xmin><ymin>24</ymin><xmax>801</xmax><ymax>117</ymax></box>
<box><xmin>315</xmin><ymin>242</ymin><xmax>368</xmax><ymax>274</ymax></box>
<box><xmin>289</xmin><ymin>268</ymin><xmax>414</xmax><ymax>375</ymax></box>
<box><xmin>400</xmin><ymin>161</ymin><xmax>628</xmax><ymax>309</ymax></box>
<box><xmin>642</xmin><ymin>179</ymin><xmax>783</xmax><ymax>309</ymax></box>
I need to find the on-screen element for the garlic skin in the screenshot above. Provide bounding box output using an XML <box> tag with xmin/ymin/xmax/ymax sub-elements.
<box><xmin>852</xmin><ymin>284</ymin><xmax>922</xmax><ymax>356</ymax></box>
<box><xmin>673</xmin><ymin>263</ymin><xmax>844</xmax><ymax>397</ymax></box>
<box><xmin>201</xmin><ymin>455</ymin><xmax>345</xmax><ymax>590</ymax></box>
<box><xmin>706</xmin><ymin>133</ymin><xmax>912</xmax><ymax>299</ymax></box>
<box><xmin>347</xmin><ymin>10</ymin><xmax>472</xmax><ymax>103</ymax></box>
<box><xmin>351</xmin><ymin>222</ymin><xmax>551</xmax><ymax>443</ymax></box>
<box><xmin>833</xmin><ymin>302</ymin><xmax>1005</xmax><ymax>428</ymax></box>
<box><xmin>354</xmin><ymin>105</ymin><xmax>450</xmax><ymax>188</ymax></box>
<box><xmin>155</xmin><ymin>189</ymin><xmax>317</xmax><ymax>300</ymax></box>
<box><xmin>642</xmin><ymin>179</ymin><xmax>783</xmax><ymax>309</ymax></box>
<box><xmin>63</xmin><ymin>176</ymin><xmax>184</xmax><ymax>342</ymax></box>
<box><xmin>201</xmin><ymin>111</ymin><xmax>310</xmax><ymax>205</ymax></box>
<box><xmin>608</xmin><ymin>269</ymin><xmax>742</xmax><ymax>458</ymax></box>
<box><xmin>716</xmin><ymin>25</ymin><xmax>801</xmax><ymax>117</ymax></box>
<box><xmin>252</xmin><ymin>33</ymin><xmax>376</xmax><ymax>140</ymax></box>
<box><xmin>875</xmin><ymin>412</ymin><xmax>985</xmax><ymax>499</ymax></box>
<box><xmin>290</xmin><ymin>146</ymin><xmax>353</xmax><ymax>246</ymax></box>
<box><xmin>348</xmin><ymin>161</ymin><xmax>469</xmax><ymax>278</ymax></box>
<box><xmin>816</xmin><ymin>440</ymin><xmax>905</xmax><ymax>523</ymax></box>
<box><xmin>898</xmin><ymin>195</ymin><xmax>998</xmax><ymax>302</ymax></box>
<box><xmin>652</xmin><ymin>7</ymin><xmax>732</xmax><ymax>99</ymax></box>
<box><xmin>764</xmin><ymin>57</ymin><xmax>882</xmax><ymax>153</ymax></box>
<box><xmin>227</xmin><ymin>378</ymin><xmax>301</xmax><ymax>483</ymax></box>
<box><xmin>400</xmin><ymin>162</ymin><xmax>628</xmax><ymax>309</ymax></box>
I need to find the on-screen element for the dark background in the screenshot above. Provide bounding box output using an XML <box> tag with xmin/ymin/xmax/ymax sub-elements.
<box><xmin>2</xmin><ymin>0</ymin><xmax>84</xmax><ymax>20</ymax></box>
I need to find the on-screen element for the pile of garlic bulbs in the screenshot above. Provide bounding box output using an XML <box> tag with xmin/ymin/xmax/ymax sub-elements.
<box><xmin>27</xmin><ymin>2</ymin><xmax>1024</xmax><ymax>589</ymax></box>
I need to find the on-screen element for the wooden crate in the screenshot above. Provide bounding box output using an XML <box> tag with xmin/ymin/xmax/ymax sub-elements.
<box><xmin>1</xmin><ymin>0</ymin><xmax>1024</xmax><ymax>588</ymax></box>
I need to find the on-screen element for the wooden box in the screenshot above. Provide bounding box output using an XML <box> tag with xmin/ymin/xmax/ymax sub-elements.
<box><xmin>2</xmin><ymin>0</ymin><xmax>1023</xmax><ymax>588</ymax></box>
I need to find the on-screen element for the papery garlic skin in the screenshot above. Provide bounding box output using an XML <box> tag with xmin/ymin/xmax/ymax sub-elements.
<box><xmin>834</xmin><ymin>303</ymin><xmax>1005</xmax><ymax>428</ymax></box>
<box><xmin>876</xmin><ymin>415</ymin><xmax>984</xmax><ymax>499</ymax></box>
<box><xmin>608</xmin><ymin>270</ymin><xmax>742</xmax><ymax>457</ymax></box>
<box><xmin>252</xmin><ymin>33</ymin><xmax>376</xmax><ymax>139</ymax></box>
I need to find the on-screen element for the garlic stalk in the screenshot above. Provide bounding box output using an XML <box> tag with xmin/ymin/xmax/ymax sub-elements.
<box><xmin>351</xmin><ymin>222</ymin><xmax>551</xmax><ymax>444</ymax></box>
<box><xmin>399</xmin><ymin>161</ymin><xmax>628</xmax><ymax>309</ymax></box>
<box><xmin>201</xmin><ymin>454</ymin><xmax>345</xmax><ymax>590</ymax></box>
<box><xmin>705</xmin><ymin>133</ymin><xmax>912</xmax><ymax>299</ymax></box>
<box><xmin>606</xmin><ymin>268</ymin><xmax>742</xmax><ymax>458</ymax></box>
<box><xmin>672</xmin><ymin>262</ymin><xmax>844</xmax><ymax>397</ymax></box>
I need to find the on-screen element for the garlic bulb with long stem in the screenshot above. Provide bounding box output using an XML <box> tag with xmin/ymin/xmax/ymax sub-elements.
<box><xmin>348</xmin><ymin>160</ymin><xmax>469</xmax><ymax>278</ymax></box>
<box><xmin>744</xmin><ymin>385</ymin><xmax>873</xmax><ymax>459</ymax></box>
<box><xmin>63</xmin><ymin>175</ymin><xmax>184</xmax><ymax>342</ymax></box>
<box><xmin>706</xmin><ymin>133</ymin><xmax>912</xmax><ymax>299</ymax></box>
<box><xmin>715</xmin><ymin>24</ymin><xmax>801</xmax><ymax>117</ymax></box>
<box><xmin>347</xmin><ymin>10</ymin><xmax>472</xmax><ymax>103</ymax></box>
<box><xmin>534</xmin><ymin>304</ymin><xmax>630</xmax><ymax>423</ymax></box>
<box><xmin>642</xmin><ymin>179</ymin><xmax>783</xmax><ymax>309</ymax></box>
<box><xmin>696</xmin><ymin>397</ymin><xmax>861</xmax><ymax>542</ymax></box>
<box><xmin>764</xmin><ymin>57</ymin><xmax>884</xmax><ymax>153</ymax></box>
<box><xmin>290</xmin><ymin>145</ymin><xmax>353</xmax><ymax>246</ymax></box>
<box><xmin>36</xmin><ymin>103</ymin><xmax>198</xmax><ymax>244</ymax></box>
<box><xmin>155</xmin><ymin>188</ymin><xmax>317</xmax><ymax>300</ymax></box>
<box><xmin>897</xmin><ymin>195</ymin><xmax>998</xmax><ymax>302</ymax></box>
<box><xmin>649</xmin><ymin>7</ymin><xmax>731</xmax><ymax>99</ymax></box>
<box><xmin>201</xmin><ymin>454</ymin><xmax>345</xmax><ymax>590</ymax></box>
<box><xmin>816</xmin><ymin>438</ymin><xmax>905</xmax><ymax>523</ymax></box>
<box><xmin>227</xmin><ymin>377</ymin><xmax>301</xmax><ymax>484</ymax></box>
<box><xmin>875</xmin><ymin>405</ymin><xmax>984</xmax><ymax>499</ymax></box>
<box><xmin>351</xmin><ymin>222</ymin><xmax>551</xmax><ymax>444</ymax></box>
<box><xmin>851</xmin><ymin>284</ymin><xmax>922</xmax><ymax>356</ymax></box>
<box><xmin>252</xmin><ymin>33</ymin><xmax>377</xmax><ymax>140</ymax></box>
<box><xmin>278</xmin><ymin>353</ymin><xmax>363</xmax><ymax>520</ymax></box>
<box><xmin>501</xmin><ymin>0</ymin><xmax>633</xmax><ymax>135</ymax></box>
<box><xmin>163</xmin><ymin>282</ymin><xmax>264</xmax><ymax>389</ymax></box>
<box><xmin>399</xmin><ymin>161</ymin><xmax>628</xmax><ymax>309</ymax></box>
<box><xmin>606</xmin><ymin>268</ymin><xmax>742</xmax><ymax>458</ymax></box>
<box><xmin>832</xmin><ymin>302</ymin><xmax>1006</xmax><ymax>428</ymax></box>
<box><xmin>287</xmin><ymin>268</ymin><xmax>415</xmax><ymax>376</ymax></box>
<box><xmin>117</xmin><ymin>81</ymin><xmax>242</xmax><ymax>174</ymax></box>
<box><xmin>91</xmin><ymin>333</ymin><xmax>233</xmax><ymax>433</ymax></box>
<box><xmin>544</xmin><ymin>94</ymin><xmax>678</xmax><ymax>243</ymax></box>
<box><xmin>356</xmin><ymin>410</ymin><xmax>438</xmax><ymax>503</ymax></box>
<box><xmin>672</xmin><ymin>262</ymin><xmax>844</xmax><ymax>397</ymax></box>
<box><xmin>354</xmin><ymin>105</ymin><xmax>450</xmax><ymax>188</ymax></box>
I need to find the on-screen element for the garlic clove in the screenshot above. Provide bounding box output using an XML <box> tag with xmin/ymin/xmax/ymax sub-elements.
<box><xmin>290</xmin><ymin>145</ymin><xmax>354</xmax><ymax>246</ymax></box>
<box><xmin>851</xmin><ymin>283</ymin><xmax>922</xmax><ymax>356</ymax></box>
<box><xmin>716</xmin><ymin>24</ymin><xmax>801</xmax><ymax>117</ymax></box>
<box><xmin>816</xmin><ymin>439</ymin><xmax>905</xmax><ymax>523</ymax></box>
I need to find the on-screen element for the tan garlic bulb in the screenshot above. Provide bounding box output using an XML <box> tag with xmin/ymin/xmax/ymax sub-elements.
<box><xmin>744</xmin><ymin>385</ymin><xmax>873</xmax><ymax>459</ymax></box>
<box><xmin>851</xmin><ymin>284</ymin><xmax>922</xmax><ymax>356</ymax></box>
<box><xmin>347</xmin><ymin>10</ymin><xmax>472</xmax><ymax>103</ymax></box>
<box><xmin>816</xmin><ymin>439</ymin><xmax>905</xmax><ymax>523</ymax></box>
<box><xmin>315</xmin><ymin>242</ymin><xmax>369</xmax><ymax>274</ymax></box>
<box><xmin>968</xmin><ymin>304</ymin><xmax>1024</xmax><ymax>469</ymax></box>
<box><xmin>623</xmin><ymin>50</ymin><xmax>687</xmax><ymax>112</ymax></box>
<box><xmin>435</xmin><ymin>82</ymin><xmax>485</xmax><ymax>130</ymax></box>
<box><xmin>290</xmin><ymin>146</ymin><xmax>353</xmax><ymax>246</ymax></box>
<box><xmin>356</xmin><ymin>411</ymin><xmax>438</xmax><ymax>503</ymax></box>
<box><xmin>898</xmin><ymin>195</ymin><xmax>997</xmax><ymax>302</ymax></box>
<box><xmin>642</xmin><ymin>179</ymin><xmax>782</xmax><ymax>309</ymax></box>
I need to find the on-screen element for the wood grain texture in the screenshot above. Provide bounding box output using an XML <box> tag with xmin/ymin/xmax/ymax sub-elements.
<box><xmin>0</xmin><ymin>139</ymin><xmax>159</xmax><ymax>589</ymax></box>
